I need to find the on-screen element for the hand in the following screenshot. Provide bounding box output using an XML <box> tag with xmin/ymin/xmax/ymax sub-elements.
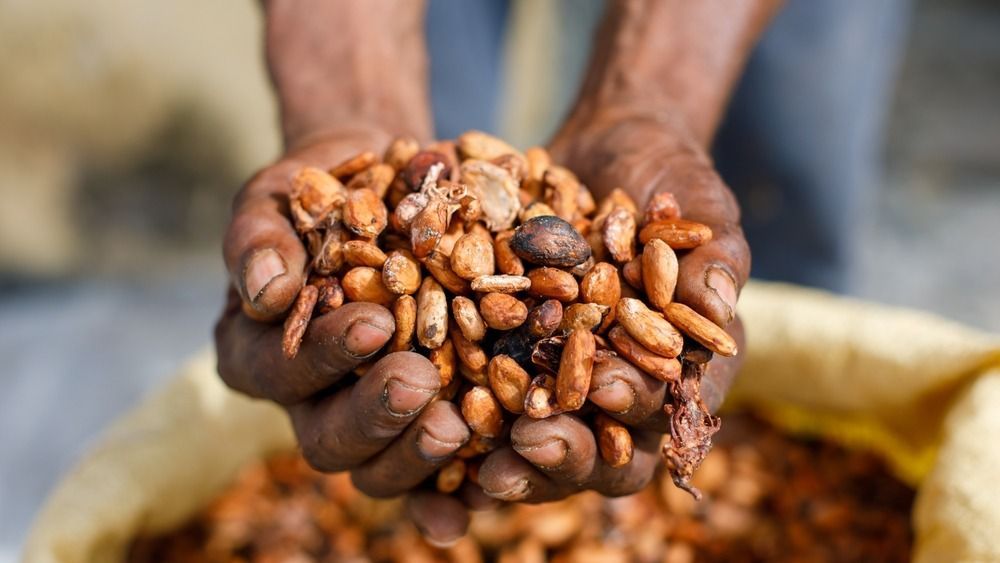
<box><xmin>214</xmin><ymin>130</ymin><xmax>474</xmax><ymax>546</ymax></box>
<box><xmin>478</xmin><ymin>102</ymin><xmax>750</xmax><ymax>503</ymax></box>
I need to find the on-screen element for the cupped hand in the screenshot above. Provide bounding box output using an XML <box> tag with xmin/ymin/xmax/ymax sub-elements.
<box><xmin>214</xmin><ymin>130</ymin><xmax>473</xmax><ymax>546</ymax></box>
<box><xmin>479</xmin><ymin>102</ymin><xmax>750</xmax><ymax>503</ymax></box>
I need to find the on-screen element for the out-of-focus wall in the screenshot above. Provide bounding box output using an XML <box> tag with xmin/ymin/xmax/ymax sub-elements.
<box><xmin>0</xmin><ymin>0</ymin><xmax>280</xmax><ymax>277</ymax></box>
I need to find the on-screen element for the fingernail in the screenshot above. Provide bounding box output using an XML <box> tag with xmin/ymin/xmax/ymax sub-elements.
<box><xmin>417</xmin><ymin>428</ymin><xmax>467</xmax><ymax>461</ymax></box>
<box><xmin>344</xmin><ymin>320</ymin><xmax>391</xmax><ymax>358</ymax></box>
<box><xmin>514</xmin><ymin>439</ymin><xmax>568</xmax><ymax>469</ymax></box>
<box><xmin>484</xmin><ymin>478</ymin><xmax>532</xmax><ymax>501</ymax></box>
<box><xmin>244</xmin><ymin>249</ymin><xmax>286</xmax><ymax>303</ymax></box>
<box><xmin>424</xmin><ymin>535</ymin><xmax>462</xmax><ymax>549</ymax></box>
<box><xmin>589</xmin><ymin>378</ymin><xmax>635</xmax><ymax>414</ymax></box>
<box><xmin>706</xmin><ymin>266</ymin><xmax>738</xmax><ymax>324</ymax></box>
<box><xmin>383</xmin><ymin>378</ymin><xmax>435</xmax><ymax>417</ymax></box>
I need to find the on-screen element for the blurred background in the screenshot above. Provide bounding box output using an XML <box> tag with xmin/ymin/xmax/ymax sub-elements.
<box><xmin>1</xmin><ymin>0</ymin><xmax>997</xmax><ymax>559</ymax></box>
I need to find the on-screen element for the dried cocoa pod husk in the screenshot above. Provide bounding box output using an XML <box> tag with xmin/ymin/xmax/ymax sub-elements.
<box><xmin>415</xmin><ymin>277</ymin><xmax>448</xmax><ymax>349</ymax></box>
<box><xmin>341</xmin><ymin>266</ymin><xmax>395</xmax><ymax>307</ymax></box>
<box><xmin>479</xmin><ymin>293</ymin><xmax>528</xmax><ymax>330</ymax></box>
<box><xmin>470</xmin><ymin>275</ymin><xmax>531</xmax><ymax>293</ymax></box>
<box><xmin>289</xmin><ymin>167</ymin><xmax>346</xmax><ymax>233</ymax></box>
<box><xmin>329</xmin><ymin>151</ymin><xmax>378</xmax><ymax>180</ymax></box>
<box><xmin>511</xmin><ymin>216</ymin><xmax>592</xmax><ymax>268</ymax></box>
<box><xmin>616</xmin><ymin>298</ymin><xmax>684</xmax><ymax>358</ymax></box>
<box><xmin>602</xmin><ymin>206</ymin><xmax>637</xmax><ymax>263</ymax></box>
<box><xmin>420</xmin><ymin>251</ymin><xmax>470</xmax><ymax>294</ymax></box>
<box><xmin>639</xmin><ymin>219</ymin><xmax>713</xmax><ymax>249</ymax></box>
<box><xmin>400</xmin><ymin>150</ymin><xmax>451</xmax><ymax>190</ymax></box>
<box><xmin>519</xmin><ymin>201</ymin><xmax>557</xmax><ymax>222</ymax></box>
<box><xmin>642</xmin><ymin>239</ymin><xmax>679</xmax><ymax>311</ymax></box>
<box><xmin>494</xmin><ymin>230</ymin><xmax>525</xmax><ymax>275</ymax></box>
<box><xmin>560</xmin><ymin>303</ymin><xmax>609</xmax><ymax>333</ymax></box>
<box><xmin>343</xmin><ymin>240</ymin><xmax>387</xmax><ymax>268</ymax></box>
<box><xmin>460</xmin><ymin>160</ymin><xmax>520</xmax><ymax>232</ymax></box>
<box><xmin>622</xmin><ymin>256</ymin><xmax>644</xmax><ymax>290</ymax></box>
<box><xmin>452</xmin><ymin>296</ymin><xmax>487</xmax><ymax>341</ymax></box>
<box><xmin>595</xmin><ymin>413</ymin><xmax>634</xmax><ymax>468</ymax></box>
<box><xmin>429</xmin><ymin>338</ymin><xmax>456</xmax><ymax>387</ymax></box>
<box><xmin>643</xmin><ymin>191</ymin><xmax>681</xmax><ymax>224</ymax></box>
<box><xmin>527</xmin><ymin>267</ymin><xmax>579</xmax><ymax>302</ymax></box>
<box><xmin>451</xmin><ymin>229</ymin><xmax>496</xmax><ymax>280</ymax></box>
<box><xmin>524</xmin><ymin>374</ymin><xmax>559</xmax><ymax>419</ymax></box>
<box><xmin>312</xmin><ymin>225</ymin><xmax>349</xmax><ymax>275</ymax></box>
<box><xmin>380</xmin><ymin>250</ymin><xmax>422</xmax><ymax>295</ymax></box>
<box><xmin>461</xmin><ymin>386</ymin><xmax>504</xmax><ymax>438</ymax></box>
<box><xmin>390</xmin><ymin>192</ymin><xmax>429</xmax><ymax>233</ymax></box>
<box><xmin>436</xmin><ymin>458</ymin><xmax>466</xmax><ymax>494</ymax></box>
<box><xmin>282</xmin><ymin>285</ymin><xmax>319</xmax><ymax>359</ymax></box>
<box><xmin>556</xmin><ymin>329</ymin><xmax>595</xmax><ymax>410</ymax></box>
<box><xmin>452</xmin><ymin>323</ymin><xmax>489</xmax><ymax>382</ymax></box>
<box><xmin>345</xmin><ymin>163</ymin><xmax>395</xmax><ymax>198</ymax></box>
<box><xmin>607</xmin><ymin>325</ymin><xmax>681</xmax><ymax>382</ymax></box>
<box><xmin>389</xmin><ymin>295</ymin><xmax>416</xmax><ymax>352</ymax></box>
<box><xmin>343</xmin><ymin>188</ymin><xmax>388</xmax><ymax>239</ymax></box>
<box><xmin>542</xmin><ymin>166</ymin><xmax>580</xmax><ymax>221</ymax></box>
<box><xmin>663</xmin><ymin>303</ymin><xmax>738</xmax><ymax>357</ymax></box>
<box><xmin>531</xmin><ymin>335</ymin><xmax>565</xmax><ymax>374</ymax></box>
<box><xmin>522</xmin><ymin>146</ymin><xmax>551</xmax><ymax>199</ymax></box>
<box><xmin>580</xmin><ymin>262</ymin><xmax>622</xmax><ymax>329</ymax></box>
<box><xmin>488</xmin><ymin>355</ymin><xmax>531</xmax><ymax>414</ymax></box>
<box><xmin>525</xmin><ymin>299</ymin><xmax>563</xmax><ymax>339</ymax></box>
<box><xmin>383</xmin><ymin>136</ymin><xmax>420</xmax><ymax>172</ymax></box>
<box><xmin>310</xmin><ymin>276</ymin><xmax>345</xmax><ymax>314</ymax></box>
<box><xmin>457</xmin><ymin>130</ymin><xmax>526</xmax><ymax>164</ymax></box>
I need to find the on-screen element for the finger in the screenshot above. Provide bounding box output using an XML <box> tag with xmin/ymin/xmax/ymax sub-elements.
<box><xmin>477</xmin><ymin>447</ymin><xmax>567</xmax><ymax>503</ymax></box>
<box><xmin>216</xmin><ymin>295</ymin><xmax>394</xmax><ymax>405</ymax></box>
<box><xmin>700</xmin><ymin>314</ymin><xmax>746</xmax><ymax>413</ymax></box>
<box><xmin>350</xmin><ymin>401</ymin><xmax>470</xmax><ymax>498</ymax></box>
<box><xmin>588</xmin><ymin>355</ymin><xmax>669</xmax><ymax>431</ymax></box>
<box><xmin>224</xmin><ymin>161</ymin><xmax>311</xmax><ymax>320</ymax></box>
<box><xmin>655</xmin><ymin>156</ymin><xmax>750</xmax><ymax>327</ymax></box>
<box><xmin>585</xmin><ymin>429</ymin><xmax>662</xmax><ymax>497</ymax></box>
<box><xmin>509</xmin><ymin>414</ymin><xmax>596</xmax><ymax>486</ymax></box>
<box><xmin>289</xmin><ymin>351</ymin><xmax>440</xmax><ymax>472</ymax></box>
<box><xmin>406</xmin><ymin>491</ymin><xmax>470</xmax><ymax>548</ymax></box>
<box><xmin>458</xmin><ymin>481</ymin><xmax>503</xmax><ymax>512</ymax></box>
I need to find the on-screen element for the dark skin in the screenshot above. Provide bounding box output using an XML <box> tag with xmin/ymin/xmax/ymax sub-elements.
<box><xmin>216</xmin><ymin>0</ymin><xmax>777</xmax><ymax>545</ymax></box>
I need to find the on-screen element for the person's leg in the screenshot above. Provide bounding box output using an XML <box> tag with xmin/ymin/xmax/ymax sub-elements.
<box><xmin>713</xmin><ymin>0</ymin><xmax>911</xmax><ymax>292</ymax></box>
<box><xmin>425</xmin><ymin>0</ymin><xmax>511</xmax><ymax>139</ymax></box>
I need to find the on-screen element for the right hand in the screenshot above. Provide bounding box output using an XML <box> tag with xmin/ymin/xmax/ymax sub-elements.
<box><xmin>214</xmin><ymin>130</ymin><xmax>477</xmax><ymax>546</ymax></box>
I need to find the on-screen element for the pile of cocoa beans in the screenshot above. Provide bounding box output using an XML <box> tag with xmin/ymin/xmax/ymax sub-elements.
<box><xmin>128</xmin><ymin>415</ymin><xmax>914</xmax><ymax>563</ymax></box>
<box><xmin>278</xmin><ymin>131</ymin><xmax>736</xmax><ymax>497</ymax></box>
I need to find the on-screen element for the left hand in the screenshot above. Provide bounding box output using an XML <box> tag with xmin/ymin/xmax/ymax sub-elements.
<box><xmin>478</xmin><ymin>101</ymin><xmax>750</xmax><ymax>503</ymax></box>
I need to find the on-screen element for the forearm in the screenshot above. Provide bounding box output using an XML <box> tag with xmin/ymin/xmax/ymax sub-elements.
<box><xmin>264</xmin><ymin>0</ymin><xmax>432</xmax><ymax>149</ymax></box>
<box><xmin>572</xmin><ymin>0</ymin><xmax>782</xmax><ymax>146</ymax></box>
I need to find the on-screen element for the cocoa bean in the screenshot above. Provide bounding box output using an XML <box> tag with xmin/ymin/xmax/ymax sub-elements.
<box><xmin>510</xmin><ymin>216</ymin><xmax>591</xmax><ymax>268</ymax></box>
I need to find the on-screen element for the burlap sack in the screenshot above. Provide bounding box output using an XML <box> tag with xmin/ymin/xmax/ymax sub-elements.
<box><xmin>23</xmin><ymin>282</ymin><xmax>1000</xmax><ymax>563</ymax></box>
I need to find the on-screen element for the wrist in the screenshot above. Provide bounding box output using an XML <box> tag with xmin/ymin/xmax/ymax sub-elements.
<box><xmin>265</xmin><ymin>0</ymin><xmax>433</xmax><ymax>149</ymax></box>
<box><xmin>565</xmin><ymin>0</ymin><xmax>781</xmax><ymax>147</ymax></box>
